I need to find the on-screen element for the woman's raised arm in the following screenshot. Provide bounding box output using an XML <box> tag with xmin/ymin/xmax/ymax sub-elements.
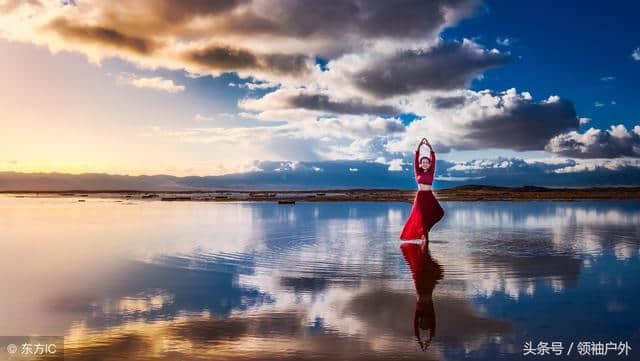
<box><xmin>427</xmin><ymin>145</ymin><xmax>436</xmax><ymax>176</ymax></box>
<box><xmin>414</xmin><ymin>140</ymin><xmax>423</xmax><ymax>175</ymax></box>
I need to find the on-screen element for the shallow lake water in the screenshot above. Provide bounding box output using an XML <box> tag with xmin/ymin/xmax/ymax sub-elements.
<box><xmin>1</xmin><ymin>195</ymin><xmax>639</xmax><ymax>360</ymax></box>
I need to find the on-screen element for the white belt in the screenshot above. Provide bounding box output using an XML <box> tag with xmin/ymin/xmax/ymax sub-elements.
<box><xmin>418</xmin><ymin>184</ymin><xmax>432</xmax><ymax>191</ymax></box>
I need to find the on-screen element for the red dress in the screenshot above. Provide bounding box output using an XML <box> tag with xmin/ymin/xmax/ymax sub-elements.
<box><xmin>400</xmin><ymin>145</ymin><xmax>444</xmax><ymax>241</ymax></box>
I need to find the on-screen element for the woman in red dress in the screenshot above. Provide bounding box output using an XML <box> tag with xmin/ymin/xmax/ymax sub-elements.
<box><xmin>400</xmin><ymin>138</ymin><xmax>445</xmax><ymax>244</ymax></box>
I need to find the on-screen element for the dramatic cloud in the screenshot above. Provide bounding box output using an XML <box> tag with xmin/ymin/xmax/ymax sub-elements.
<box><xmin>350</xmin><ymin>39</ymin><xmax>509</xmax><ymax>98</ymax></box>
<box><xmin>207</xmin><ymin>0</ymin><xmax>482</xmax><ymax>53</ymax></box>
<box><xmin>2</xmin><ymin>0</ymin><xmax>635</xmax><ymax>186</ymax></box>
<box><xmin>387</xmin><ymin>88</ymin><xmax>580</xmax><ymax>154</ymax></box>
<box><xmin>1</xmin><ymin>0</ymin><xmax>482</xmax><ymax>79</ymax></box>
<box><xmin>545</xmin><ymin>124</ymin><xmax>640</xmax><ymax>158</ymax></box>
<box><xmin>460</xmin><ymin>95</ymin><xmax>578</xmax><ymax>151</ymax></box>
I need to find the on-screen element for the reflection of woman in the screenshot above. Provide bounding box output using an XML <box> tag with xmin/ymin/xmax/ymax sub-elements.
<box><xmin>400</xmin><ymin>138</ymin><xmax>444</xmax><ymax>245</ymax></box>
<box><xmin>400</xmin><ymin>241</ymin><xmax>443</xmax><ymax>351</ymax></box>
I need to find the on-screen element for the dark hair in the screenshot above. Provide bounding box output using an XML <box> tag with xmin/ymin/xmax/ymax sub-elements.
<box><xmin>419</xmin><ymin>156</ymin><xmax>432</xmax><ymax>172</ymax></box>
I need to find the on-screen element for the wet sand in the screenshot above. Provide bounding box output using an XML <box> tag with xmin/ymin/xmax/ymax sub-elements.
<box><xmin>3</xmin><ymin>185</ymin><xmax>640</xmax><ymax>202</ymax></box>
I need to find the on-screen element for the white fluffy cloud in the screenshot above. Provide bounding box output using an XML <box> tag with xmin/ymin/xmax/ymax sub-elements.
<box><xmin>116</xmin><ymin>72</ymin><xmax>185</xmax><ymax>93</ymax></box>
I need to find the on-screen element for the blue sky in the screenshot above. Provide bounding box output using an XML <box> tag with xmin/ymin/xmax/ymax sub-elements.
<box><xmin>0</xmin><ymin>0</ymin><xmax>638</xmax><ymax>188</ymax></box>
<box><xmin>447</xmin><ymin>0</ymin><xmax>640</xmax><ymax>130</ymax></box>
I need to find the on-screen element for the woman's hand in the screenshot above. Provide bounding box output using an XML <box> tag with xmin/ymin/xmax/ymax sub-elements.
<box><xmin>418</xmin><ymin>138</ymin><xmax>430</xmax><ymax>151</ymax></box>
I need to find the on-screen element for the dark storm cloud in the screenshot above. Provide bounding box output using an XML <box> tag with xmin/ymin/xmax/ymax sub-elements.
<box><xmin>42</xmin><ymin>17</ymin><xmax>163</xmax><ymax>55</ymax></box>
<box><xmin>545</xmin><ymin>125</ymin><xmax>640</xmax><ymax>158</ymax></box>
<box><xmin>432</xmin><ymin>95</ymin><xmax>467</xmax><ymax>109</ymax></box>
<box><xmin>288</xmin><ymin>94</ymin><xmax>401</xmax><ymax>116</ymax></box>
<box><xmin>216</xmin><ymin>0</ymin><xmax>480</xmax><ymax>42</ymax></box>
<box><xmin>463</xmin><ymin>98</ymin><xmax>579</xmax><ymax>151</ymax></box>
<box><xmin>182</xmin><ymin>45</ymin><xmax>312</xmax><ymax>76</ymax></box>
<box><xmin>352</xmin><ymin>41</ymin><xmax>510</xmax><ymax>98</ymax></box>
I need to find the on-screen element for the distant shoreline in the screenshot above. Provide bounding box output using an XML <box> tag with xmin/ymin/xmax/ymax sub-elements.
<box><xmin>2</xmin><ymin>185</ymin><xmax>640</xmax><ymax>202</ymax></box>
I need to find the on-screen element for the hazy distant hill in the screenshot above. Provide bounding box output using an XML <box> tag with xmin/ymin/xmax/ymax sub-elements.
<box><xmin>2</xmin><ymin>157</ymin><xmax>640</xmax><ymax>191</ymax></box>
<box><xmin>0</xmin><ymin>162</ymin><xmax>417</xmax><ymax>191</ymax></box>
<box><xmin>0</xmin><ymin>172</ymin><xmax>193</xmax><ymax>191</ymax></box>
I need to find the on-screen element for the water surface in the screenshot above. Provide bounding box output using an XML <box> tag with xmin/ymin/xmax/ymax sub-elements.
<box><xmin>1</xmin><ymin>195</ymin><xmax>639</xmax><ymax>360</ymax></box>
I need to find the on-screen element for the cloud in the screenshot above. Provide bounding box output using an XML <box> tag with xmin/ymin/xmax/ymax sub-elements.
<box><xmin>387</xmin><ymin>88</ymin><xmax>579</xmax><ymax>154</ymax></box>
<box><xmin>228</xmin><ymin>80</ymin><xmax>279</xmax><ymax>90</ymax></box>
<box><xmin>233</xmin><ymin>84</ymin><xmax>584</xmax><ymax>165</ymax></box>
<box><xmin>208</xmin><ymin>0</ymin><xmax>482</xmax><ymax>53</ymax></box>
<box><xmin>431</xmin><ymin>95</ymin><xmax>467</xmax><ymax>109</ymax></box>
<box><xmin>632</xmin><ymin>47</ymin><xmax>640</xmax><ymax>61</ymax></box>
<box><xmin>237</xmin><ymin>85</ymin><xmax>592</xmax><ymax>164</ymax></box>
<box><xmin>1</xmin><ymin>0</ymin><xmax>482</xmax><ymax>81</ymax></box>
<box><xmin>349</xmin><ymin>39</ymin><xmax>510</xmax><ymax>98</ymax></box>
<box><xmin>239</xmin><ymin>88</ymin><xmax>401</xmax><ymax>116</ymax></box>
<box><xmin>41</xmin><ymin>17</ymin><xmax>164</xmax><ymax>56</ymax></box>
<box><xmin>552</xmin><ymin>157</ymin><xmax>640</xmax><ymax>173</ymax></box>
<box><xmin>600</xmin><ymin>76</ymin><xmax>615</xmax><ymax>81</ymax></box>
<box><xmin>180</xmin><ymin>45</ymin><xmax>313</xmax><ymax>78</ymax></box>
<box><xmin>545</xmin><ymin>124</ymin><xmax>640</xmax><ymax>158</ymax></box>
<box><xmin>460</xmin><ymin>94</ymin><xmax>578</xmax><ymax>151</ymax></box>
<box><xmin>386</xmin><ymin>158</ymin><xmax>405</xmax><ymax>171</ymax></box>
<box><xmin>287</xmin><ymin>94</ymin><xmax>400</xmax><ymax>116</ymax></box>
<box><xmin>0</xmin><ymin>0</ymin><xmax>41</xmax><ymax>13</ymax></box>
<box><xmin>439</xmin><ymin>155</ymin><xmax>640</xmax><ymax>186</ymax></box>
<box><xmin>496</xmin><ymin>36</ymin><xmax>512</xmax><ymax>46</ymax></box>
<box><xmin>116</xmin><ymin>73</ymin><xmax>185</xmax><ymax>93</ymax></box>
